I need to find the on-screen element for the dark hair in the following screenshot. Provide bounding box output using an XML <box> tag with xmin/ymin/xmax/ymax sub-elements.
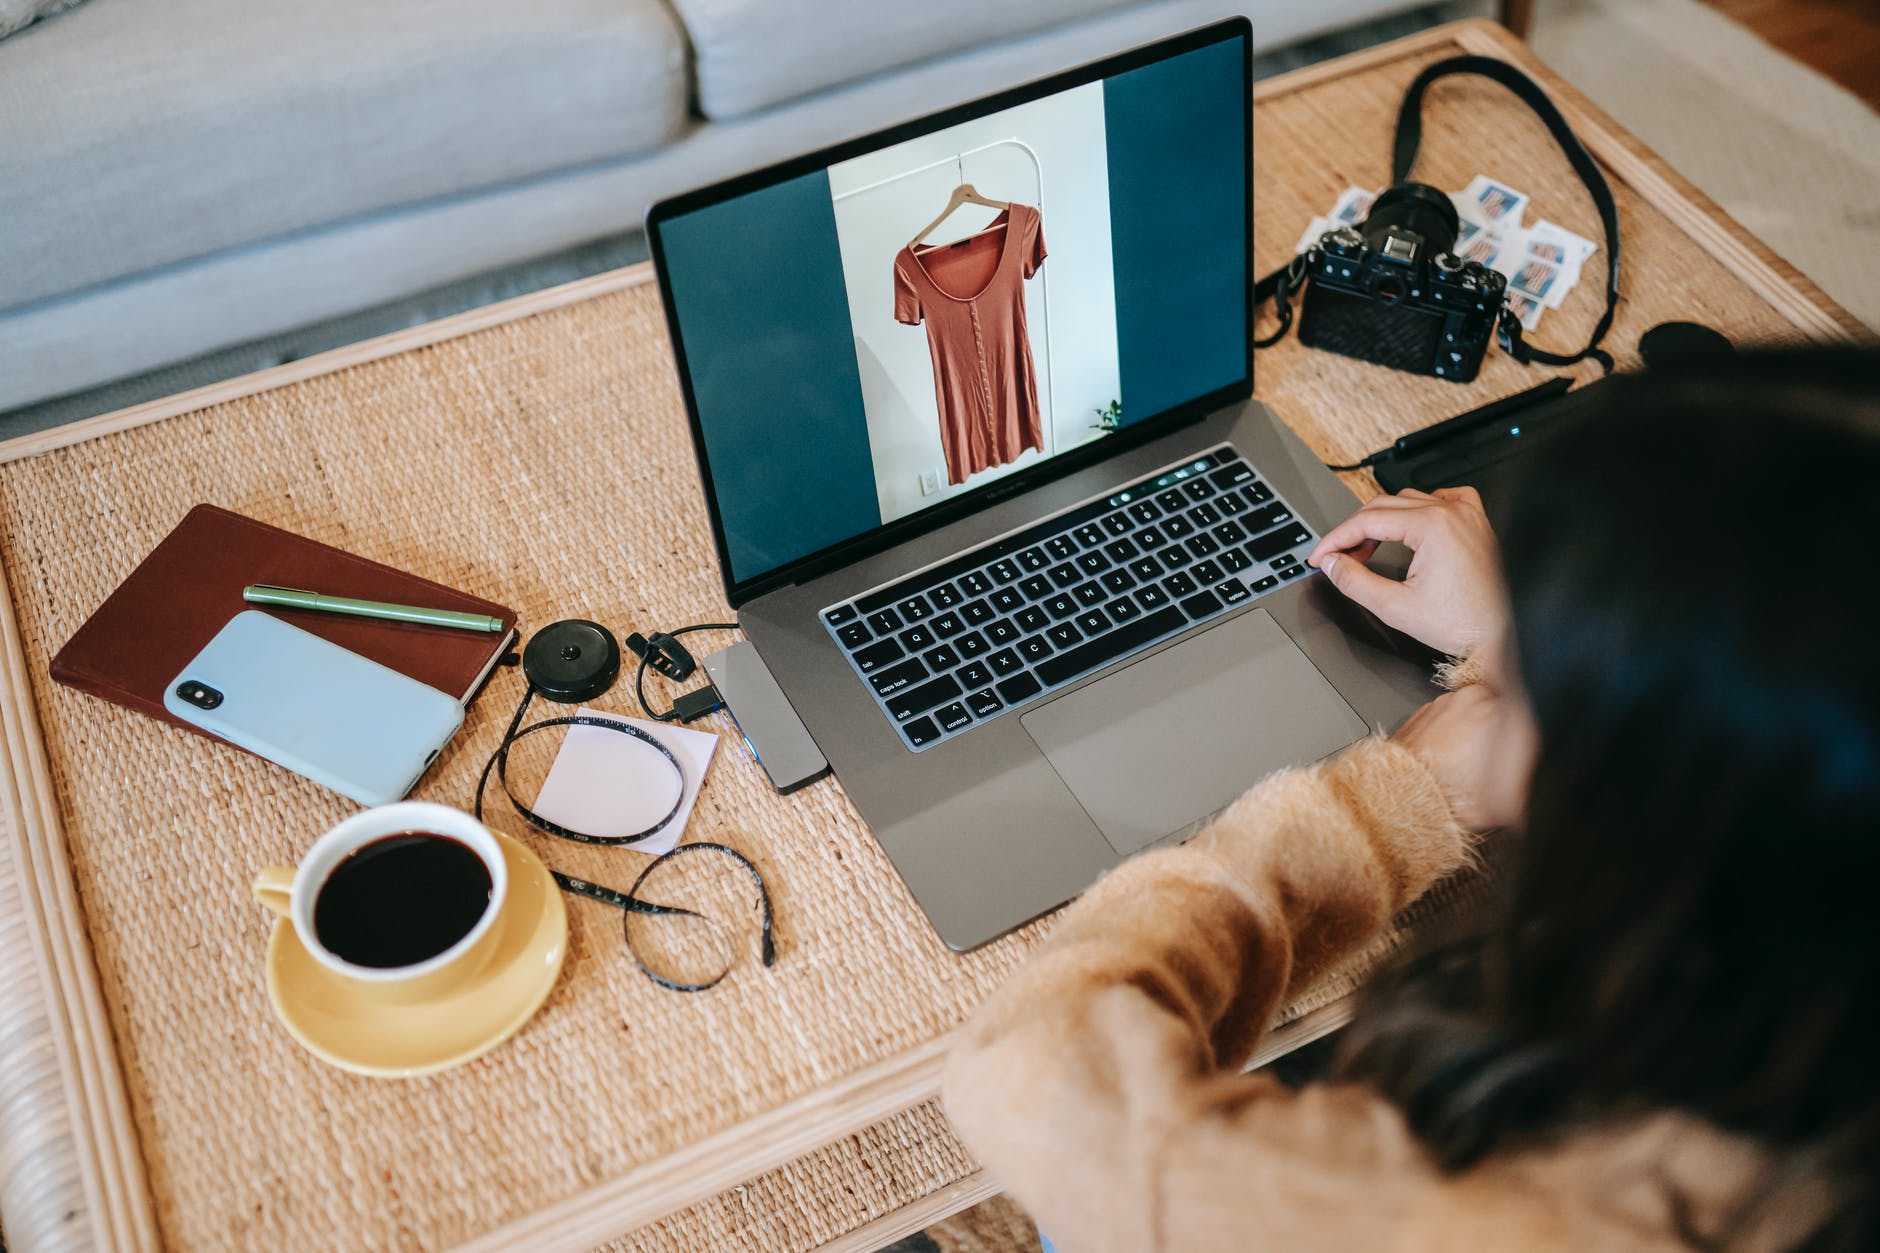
<box><xmin>1337</xmin><ymin>346</ymin><xmax>1880</xmax><ymax>1249</ymax></box>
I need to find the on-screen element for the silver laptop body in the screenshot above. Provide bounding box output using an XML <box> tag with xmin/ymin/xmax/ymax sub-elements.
<box><xmin>649</xmin><ymin>19</ymin><xmax>1433</xmax><ymax>950</ymax></box>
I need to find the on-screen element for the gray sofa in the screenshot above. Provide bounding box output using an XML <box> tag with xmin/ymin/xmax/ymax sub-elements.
<box><xmin>0</xmin><ymin>0</ymin><xmax>1428</xmax><ymax>413</ymax></box>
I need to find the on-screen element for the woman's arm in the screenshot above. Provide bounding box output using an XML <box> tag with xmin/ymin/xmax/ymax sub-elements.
<box><xmin>943</xmin><ymin>738</ymin><xmax>1474</xmax><ymax>1252</ymax></box>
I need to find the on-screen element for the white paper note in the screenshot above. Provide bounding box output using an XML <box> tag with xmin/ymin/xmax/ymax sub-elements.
<box><xmin>530</xmin><ymin>708</ymin><xmax>718</xmax><ymax>856</ymax></box>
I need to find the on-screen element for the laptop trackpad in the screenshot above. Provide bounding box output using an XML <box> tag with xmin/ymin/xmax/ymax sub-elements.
<box><xmin>1021</xmin><ymin>608</ymin><xmax>1370</xmax><ymax>857</ymax></box>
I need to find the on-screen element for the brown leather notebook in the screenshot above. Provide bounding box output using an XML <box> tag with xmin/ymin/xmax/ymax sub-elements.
<box><xmin>51</xmin><ymin>504</ymin><xmax>518</xmax><ymax>740</ymax></box>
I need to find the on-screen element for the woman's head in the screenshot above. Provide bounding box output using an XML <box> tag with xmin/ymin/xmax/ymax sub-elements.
<box><xmin>1344</xmin><ymin>346</ymin><xmax>1880</xmax><ymax>1239</ymax></box>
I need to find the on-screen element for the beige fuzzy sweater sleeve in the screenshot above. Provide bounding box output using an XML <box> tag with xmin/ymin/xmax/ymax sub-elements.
<box><xmin>943</xmin><ymin>739</ymin><xmax>1474</xmax><ymax>1252</ymax></box>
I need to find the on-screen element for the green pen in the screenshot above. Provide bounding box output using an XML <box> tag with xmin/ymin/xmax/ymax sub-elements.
<box><xmin>242</xmin><ymin>585</ymin><xmax>505</xmax><ymax>633</ymax></box>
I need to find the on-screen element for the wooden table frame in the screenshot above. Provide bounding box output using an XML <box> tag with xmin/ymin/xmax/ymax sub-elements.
<box><xmin>0</xmin><ymin>20</ymin><xmax>1863</xmax><ymax>1253</ymax></box>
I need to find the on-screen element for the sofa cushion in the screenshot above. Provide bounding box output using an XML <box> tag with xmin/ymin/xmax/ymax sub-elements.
<box><xmin>0</xmin><ymin>0</ymin><xmax>688</xmax><ymax>311</ymax></box>
<box><xmin>669</xmin><ymin>0</ymin><xmax>1140</xmax><ymax>121</ymax></box>
<box><xmin>0</xmin><ymin>0</ymin><xmax>83</xmax><ymax>41</ymax></box>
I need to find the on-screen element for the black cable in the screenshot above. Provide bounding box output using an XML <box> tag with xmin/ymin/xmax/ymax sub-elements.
<box><xmin>633</xmin><ymin>622</ymin><xmax>739</xmax><ymax>722</ymax></box>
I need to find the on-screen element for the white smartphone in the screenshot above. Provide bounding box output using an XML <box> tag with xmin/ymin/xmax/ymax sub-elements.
<box><xmin>164</xmin><ymin>610</ymin><xmax>464</xmax><ymax>806</ymax></box>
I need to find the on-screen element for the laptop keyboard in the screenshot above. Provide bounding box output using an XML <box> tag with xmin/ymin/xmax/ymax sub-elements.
<box><xmin>821</xmin><ymin>445</ymin><xmax>1319</xmax><ymax>752</ymax></box>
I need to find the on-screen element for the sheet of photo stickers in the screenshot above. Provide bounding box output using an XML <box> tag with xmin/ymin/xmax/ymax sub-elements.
<box><xmin>1292</xmin><ymin>176</ymin><xmax>1598</xmax><ymax>332</ymax></box>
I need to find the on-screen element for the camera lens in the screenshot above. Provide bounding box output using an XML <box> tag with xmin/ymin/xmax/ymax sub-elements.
<box><xmin>1360</xmin><ymin>181</ymin><xmax>1460</xmax><ymax>260</ymax></box>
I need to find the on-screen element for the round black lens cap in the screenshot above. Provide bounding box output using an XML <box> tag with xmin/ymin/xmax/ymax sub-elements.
<box><xmin>522</xmin><ymin>619</ymin><xmax>621</xmax><ymax>703</ymax></box>
<box><xmin>1638</xmin><ymin>321</ymin><xmax>1734</xmax><ymax>368</ymax></box>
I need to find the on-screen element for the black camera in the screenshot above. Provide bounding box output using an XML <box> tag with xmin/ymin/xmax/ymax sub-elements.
<box><xmin>174</xmin><ymin>679</ymin><xmax>223</xmax><ymax>710</ymax></box>
<box><xmin>1296</xmin><ymin>182</ymin><xmax>1506</xmax><ymax>383</ymax></box>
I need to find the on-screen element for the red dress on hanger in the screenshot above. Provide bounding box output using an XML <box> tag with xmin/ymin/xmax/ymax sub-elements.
<box><xmin>893</xmin><ymin>204</ymin><xmax>1048</xmax><ymax>486</ymax></box>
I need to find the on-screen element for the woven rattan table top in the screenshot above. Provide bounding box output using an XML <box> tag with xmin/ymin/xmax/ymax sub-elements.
<box><xmin>0</xmin><ymin>21</ymin><xmax>1862</xmax><ymax>1253</ymax></box>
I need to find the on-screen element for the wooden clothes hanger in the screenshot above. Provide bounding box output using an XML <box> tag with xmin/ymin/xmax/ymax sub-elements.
<box><xmin>909</xmin><ymin>181</ymin><xmax>1011</xmax><ymax>252</ymax></box>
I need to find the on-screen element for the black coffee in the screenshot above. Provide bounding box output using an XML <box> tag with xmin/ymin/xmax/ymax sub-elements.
<box><xmin>313</xmin><ymin>832</ymin><xmax>493</xmax><ymax>969</ymax></box>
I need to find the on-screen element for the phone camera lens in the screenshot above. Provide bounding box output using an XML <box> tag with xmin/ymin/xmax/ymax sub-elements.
<box><xmin>177</xmin><ymin>681</ymin><xmax>223</xmax><ymax>710</ymax></box>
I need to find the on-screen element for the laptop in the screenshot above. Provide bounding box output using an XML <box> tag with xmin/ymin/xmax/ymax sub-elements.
<box><xmin>648</xmin><ymin>18</ymin><xmax>1434</xmax><ymax>951</ymax></box>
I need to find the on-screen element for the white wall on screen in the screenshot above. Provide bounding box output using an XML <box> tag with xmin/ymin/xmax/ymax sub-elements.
<box><xmin>828</xmin><ymin>84</ymin><xmax>1122</xmax><ymax>524</ymax></box>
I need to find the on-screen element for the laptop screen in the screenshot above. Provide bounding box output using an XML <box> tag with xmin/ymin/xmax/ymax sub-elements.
<box><xmin>650</xmin><ymin>21</ymin><xmax>1250</xmax><ymax>603</ymax></box>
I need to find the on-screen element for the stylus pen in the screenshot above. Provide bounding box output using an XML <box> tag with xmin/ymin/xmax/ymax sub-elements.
<box><xmin>242</xmin><ymin>585</ymin><xmax>505</xmax><ymax>633</ymax></box>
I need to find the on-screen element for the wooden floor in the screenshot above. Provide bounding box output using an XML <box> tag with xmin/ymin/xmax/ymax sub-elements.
<box><xmin>1702</xmin><ymin>0</ymin><xmax>1880</xmax><ymax>109</ymax></box>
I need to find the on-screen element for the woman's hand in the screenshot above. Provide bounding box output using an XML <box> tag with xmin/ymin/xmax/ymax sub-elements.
<box><xmin>1391</xmin><ymin>680</ymin><xmax>1534</xmax><ymax>833</ymax></box>
<box><xmin>1307</xmin><ymin>487</ymin><xmax>1507</xmax><ymax>658</ymax></box>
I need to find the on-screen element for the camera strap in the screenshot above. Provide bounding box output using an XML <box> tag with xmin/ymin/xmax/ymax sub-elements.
<box><xmin>1255</xmin><ymin>55</ymin><xmax>1620</xmax><ymax>373</ymax></box>
<box><xmin>1393</xmin><ymin>55</ymin><xmax>1619</xmax><ymax>372</ymax></box>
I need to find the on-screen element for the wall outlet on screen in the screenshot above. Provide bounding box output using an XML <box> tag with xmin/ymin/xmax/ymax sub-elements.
<box><xmin>919</xmin><ymin>469</ymin><xmax>941</xmax><ymax>497</ymax></box>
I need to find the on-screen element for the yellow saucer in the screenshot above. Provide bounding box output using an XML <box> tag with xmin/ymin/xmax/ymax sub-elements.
<box><xmin>265</xmin><ymin>831</ymin><xmax>567</xmax><ymax>1079</ymax></box>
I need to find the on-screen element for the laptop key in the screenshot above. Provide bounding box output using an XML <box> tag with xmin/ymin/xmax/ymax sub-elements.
<box><xmin>1248</xmin><ymin>523</ymin><xmax>1313</xmax><ymax>561</ymax></box>
<box><xmin>1165</xmin><ymin>571</ymin><xmax>1198</xmax><ymax>597</ymax></box>
<box><xmin>1047</xmin><ymin>561</ymin><xmax>1082</xmax><ymax>588</ymax></box>
<box><xmin>1072</xmin><ymin>581</ymin><xmax>1106</xmax><ymax>607</ymax></box>
<box><xmin>870</xmin><ymin>658</ymin><xmax>929</xmax><ymax>696</ymax></box>
<box><xmin>1216</xmin><ymin>491</ymin><xmax>1248</xmax><ymax>516</ymax></box>
<box><xmin>960</xmin><ymin>571</ymin><xmax>994</xmax><ymax>596</ymax></box>
<box><xmin>1043</xmin><ymin>592</ymin><xmax>1079</xmax><ymax>619</ymax></box>
<box><xmin>1219</xmin><ymin>549</ymin><xmax>1251</xmax><ymax>574</ymax></box>
<box><xmin>1213</xmin><ymin>520</ymin><xmax>1248</xmax><ymax>545</ymax></box>
<box><xmin>836</xmin><ymin>621</ymin><xmax>871</xmax><ymax>649</ymax></box>
<box><xmin>1017</xmin><ymin>635</ymin><xmax>1053</xmax><ymax>663</ymax></box>
<box><xmin>962</xmin><ymin>598</ymin><xmax>994</xmax><ymax>625</ymax></box>
<box><xmin>1161</xmin><ymin>515</ymin><xmax>1194</xmax><ymax>539</ymax></box>
<box><xmin>984</xmin><ymin>617</ymin><xmax>1020</xmax><ymax>645</ymax></box>
<box><xmin>901</xmin><ymin>623</ymin><xmax>936</xmax><ymax>650</ymax></box>
<box><xmin>1136</xmin><ymin>584</ymin><xmax>1169</xmax><ymax>610</ymax></box>
<box><xmin>1129</xmin><ymin>556</ymin><xmax>1164</xmax><ymax>581</ymax></box>
<box><xmin>929</xmin><ymin>583</ymin><xmax>962</xmax><ymax>608</ymax></box>
<box><xmin>1281</xmin><ymin>564</ymin><xmax>1310</xmax><ymax>580</ymax></box>
<box><xmin>903</xmin><ymin>716</ymin><xmax>941</xmax><ymax>748</ymax></box>
<box><xmin>956</xmin><ymin>631</ymin><xmax>989</xmax><ymax>657</ymax></box>
<box><xmin>866</xmin><ymin>608</ymin><xmax>902</xmax><ymax>635</ymax></box>
<box><xmin>1252</xmin><ymin>575</ymin><xmax>1279</xmax><ymax>592</ymax></box>
<box><xmin>1046</xmin><ymin>535</ymin><xmax>1078</xmax><ymax>561</ymax></box>
<box><xmin>935</xmin><ymin>702</ymin><xmax>973</xmax><ymax>733</ymax></box>
<box><xmin>1074</xmin><ymin>523</ymin><xmax>1107</xmax><ymax>547</ymax></box>
<box><xmin>1106</xmin><ymin>595</ymin><xmax>1140</xmax><ymax>622</ymax></box>
<box><xmin>1218</xmin><ymin>577</ymin><xmax>1251</xmax><ymax>604</ymax></box>
<box><xmin>1014</xmin><ymin>605</ymin><xmax>1049</xmax><ymax>633</ymax></box>
<box><xmin>960</xmin><ymin>660</ymin><xmax>994</xmax><ymax>689</ymax></box>
<box><xmin>990</xmin><ymin>587</ymin><xmax>1024</xmax><ymax>614</ymax></box>
<box><xmin>824</xmin><ymin>604</ymin><xmax>858</xmax><ymax>626</ymax></box>
<box><xmin>1046</xmin><ymin>622</ymin><xmax>1084</xmax><ymax>649</ymax></box>
<box><xmin>887</xmin><ymin>675</ymin><xmax>962</xmax><ymax>721</ymax></box>
<box><xmin>1187</xmin><ymin>533</ymin><xmax>1219</xmax><ymax>559</ymax></box>
<box><xmin>988</xmin><ymin>559</ymin><xmax>1022</xmax><ymax>584</ymax></box>
<box><xmin>922</xmin><ymin>643</ymin><xmax>960</xmax><ymax>670</ymax></box>
<box><xmin>852</xmin><ymin>638</ymin><xmax>905</xmax><ymax>672</ymax></box>
<box><xmin>1137</xmin><ymin>525</ymin><xmax>1167</xmax><ymax>549</ymax></box>
<box><xmin>1076</xmin><ymin>551</ymin><xmax>1109</xmax><ymax>576</ymax></box>
<box><xmin>1190</xmin><ymin>502</ymin><xmax>1222</xmax><ymax>527</ymax></box>
<box><xmin>1035</xmin><ymin>604</ymin><xmax>1186</xmax><ymax>688</ymax></box>
<box><xmin>1243</xmin><ymin>481</ymin><xmax>1275</xmax><ymax>506</ymax></box>
<box><xmin>1019</xmin><ymin>574</ymin><xmax>1053</xmax><ymax>600</ymax></box>
<box><xmin>1208</xmin><ymin>462</ymin><xmax>1255</xmax><ymax>490</ymax></box>
<box><xmin>988</xmin><ymin>647</ymin><xmax>1023</xmax><ymax>676</ymax></box>
<box><xmin>997</xmin><ymin>671</ymin><xmax>1043</xmax><ymax>705</ymax></box>
<box><xmin>1076</xmin><ymin>608</ymin><xmax>1111</xmax><ymax>635</ymax></box>
<box><xmin>1244</xmin><ymin>502</ymin><xmax>1294</xmax><ymax>532</ymax></box>
<box><xmin>897</xmin><ymin>596</ymin><xmax>932</xmax><ymax>621</ymax></box>
<box><xmin>1160</xmin><ymin>545</ymin><xmax>1193</xmax><ymax>569</ymax></box>
<box><xmin>1181</xmin><ymin>589</ymin><xmax>1223</xmax><ymax>618</ymax></box>
<box><xmin>1101</xmin><ymin>569</ymin><xmax>1136</xmax><ymax>595</ymax></box>
<box><xmin>967</xmin><ymin>687</ymin><xmax>1003</xmax><ymax>719</ymax></box>
<box><xmin>1193</xmin><ymin>559</ymin><xmax>1225</xmax><ymax>585</ymax></box>
<box><xmin>1182</xmin><ymin>478</ymin><xmax>1215</xmax><ymax>501</ymax></box>
<box><xmin>1100</xmin><ymin>511</ymin><xmax>1132</xmax><ymax>536</ymax></box>
<box><xmin>1017</xmin><ymin>547</ymin><xmax>1050</xmax><ymax>572</ymax></box>
<box><xmin>931</xmin><ymin>611</ymin><xmax>966</xmax><ymax>637</ymax></box>
<box><xmin>1127</xmin><ymin>500</ymin><xmax>1160</xmax><ymax>524</ymax></box>
<box><xmin>1155</xmin><ymin>489</ymin><xmax>1187</xmax><ymax>512</ymax></box>
<box><xmin>1104</xmin><ymin>537</ymin><xmax>1139</xmax><ymax>562</ymax></box>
